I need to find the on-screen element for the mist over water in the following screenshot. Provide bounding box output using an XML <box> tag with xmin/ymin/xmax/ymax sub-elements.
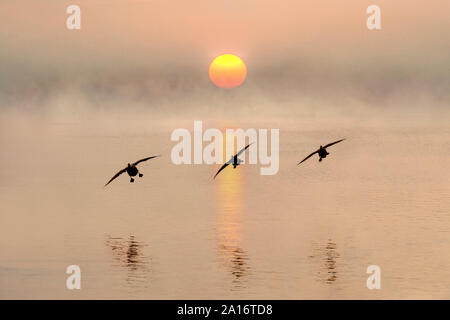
<box><xmin>1</xmin><ymin>0</ymin><xmax>450</xmax><ymax>299</ymax></box>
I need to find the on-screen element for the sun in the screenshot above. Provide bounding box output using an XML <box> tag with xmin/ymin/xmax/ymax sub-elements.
<box><xmin>209</xmin><ymin>54</ymin><xmax>247</xmax><ymax>89</ymax></box>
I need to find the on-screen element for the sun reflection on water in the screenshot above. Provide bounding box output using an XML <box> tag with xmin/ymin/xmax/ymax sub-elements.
<box><xmin>214</xmin><ymin>132</ymin><xmax>250</xmax><ymax>289</ymax></box>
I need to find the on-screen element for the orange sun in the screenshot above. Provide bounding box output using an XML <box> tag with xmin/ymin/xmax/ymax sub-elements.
<box><xmin>209</xmin><ymin>54</ymin><xmax>247</xmax><ymax>88</ymax></box>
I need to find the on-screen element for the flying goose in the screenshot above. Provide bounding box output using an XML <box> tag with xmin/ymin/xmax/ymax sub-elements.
<box><xmin>297</xmin><ymin>139</ymin><xmax>345</xmax><ymax>165</ymax></box>
<box><xmin>213</xmin><ymin>143</ymin><xmax>253</xmax><ymax>179</ymax></box>
<box><xmin>104</xmin><ymin>155</ymin><xmax>160</xmax><ymax>187</ymax></box>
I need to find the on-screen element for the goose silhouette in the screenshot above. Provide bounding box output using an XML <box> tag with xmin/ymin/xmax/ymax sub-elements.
<box><xmin>297</xmin><ymin>139</ymin><xmax>345</xmax><ymax>165</ymax></box>
<box><xmin>213</xmin><ymin>143</ymin><xmax>253</xmax><ymax>179</ymax></box>
<box><xmin>104</xmin><ymin>155</ymin><xmax>160</xmax><ymax>187</ymax></box>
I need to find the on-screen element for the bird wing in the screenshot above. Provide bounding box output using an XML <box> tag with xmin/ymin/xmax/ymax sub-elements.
<box><xmin>213</xmin><ymin>163</ymin><xmax>230</xmax><ymax>179</ymax></box>
<box><xmin>133</xmin><ymin>155</ymin><xmax>161</xmax><ymax>166</ymax></box>
<box><xmin>297</xmin><ymin>149</ymin><xmax>319</xmax><ymax>165</ymax></box>
<box><xmin>235</xmin><ymin>142</ymin><xmax>253</xmax><ymax>157</ymax></box>
<box><xmin>104</xmin><ymin>168</ymin><xmax>127</xmax><ymax>187</ymax></box>
<box><xmin>323</xmin><ymin>139</ymin><xmax>345</xmax><ymax>149</ymax></box>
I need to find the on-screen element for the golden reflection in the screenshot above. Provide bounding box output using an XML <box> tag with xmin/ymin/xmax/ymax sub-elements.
<box><xmin>215</xmin><ymin>131</ymin><xmax>250</xmax><ymax>288</ymax></box>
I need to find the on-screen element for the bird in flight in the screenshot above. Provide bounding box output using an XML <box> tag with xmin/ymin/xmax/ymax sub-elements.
<box><xmin>297</xmin><ymin>139</ymin><xmax>345</xmax><ymax>165</ymax></box>
<box><xmin>213</xmin><ymin>143</ymin><xmax>253</xmax><ymax>179</ymax></box>
<box><xmin>104</xmin><ymin>155</ymin><xmax>160</xmax><ymax>187</ymax></box>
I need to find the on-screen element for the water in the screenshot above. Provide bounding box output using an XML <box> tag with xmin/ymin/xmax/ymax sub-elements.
<box><xmin>1</xmin><ymin>114</ymin><xmax>450</xmax><ymax>299</ymax></box>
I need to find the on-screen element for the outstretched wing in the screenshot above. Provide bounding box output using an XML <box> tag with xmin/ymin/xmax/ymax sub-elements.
<box><xmin>213</xmin><ymin>163</ymin><xmax>230</xmax><ymax>179</ymax></box>
<box><xmin>235</xmin><ymin>142</ymin><xmax>253</xmax><ymax>157</ymax></box>
<box><xmin>324</xmin><ymin>139</ymin><xmax>345</xmax><ymax>149</ymax></box>
<box><xmin>104</xmin><ymin>168</ymin><xmax>127</xmax><ymax>187</ymax></box>
<box><xmin>297</xmin><ymin>149</ymin><xmax>319</xmax><ymax>165</ymax></box>
<box><xmin>133</xmin><ymin>155</ymin><xmax>161</xmax><ymax>166</ymax></box>
<box><xmin>213</xmin><ymin>143</ymin><xmax>252</xmax><ymax>179</ymax></box>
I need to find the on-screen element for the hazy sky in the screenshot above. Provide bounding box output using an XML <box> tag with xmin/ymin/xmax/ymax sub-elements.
<box><xmin>1</xmin><ymin>1</ymin><xmax>449</xmax><ymax>118</ymax></box>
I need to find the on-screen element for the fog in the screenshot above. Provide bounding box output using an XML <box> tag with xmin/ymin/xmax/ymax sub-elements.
<box><xmin>1</xmin><ymin>0</ymin><xmax>449</xmax><ymax>125</ymax></box>
<box><xmin>2</xmin><ymin>1</ymin><xmax>450</xmax><ymax>299</ymax></box>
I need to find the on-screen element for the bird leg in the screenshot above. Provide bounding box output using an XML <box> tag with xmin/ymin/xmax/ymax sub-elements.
<box><xmin>130</xmin><ymin>178</ymin><xmax>135</xmax><ymax>183</ymax></box>
<box><xmin>319</xmin><ymin>157</ymin><xmax>322</xmax><ymax>162</ymax></box>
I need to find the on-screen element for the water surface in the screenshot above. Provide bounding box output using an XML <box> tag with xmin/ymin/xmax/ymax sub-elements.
<box><xmin>1</xmin><ymin>115</ymin><xmax>450</xmax><ymax>299</ymax></box>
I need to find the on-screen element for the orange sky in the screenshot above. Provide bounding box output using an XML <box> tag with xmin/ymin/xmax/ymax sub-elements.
<box><xmin>0</xmin><ymin>0</ymin><xmax>448</xmax><ymax>116</ymax></box>
<box><xmin>1</xmin><ymin>0</ymin><xmax>449</xmax><ymax>68</ymax></box>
